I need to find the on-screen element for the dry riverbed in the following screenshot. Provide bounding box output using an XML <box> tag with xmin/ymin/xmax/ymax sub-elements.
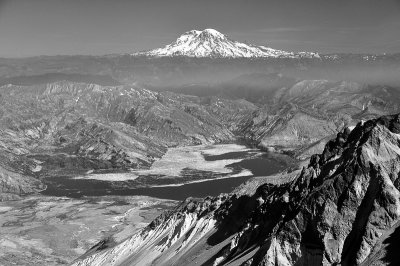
<box><xmin>0</xmin><ymin>196</ymin><xmax>176</xmax><ymax>265</ymax></box>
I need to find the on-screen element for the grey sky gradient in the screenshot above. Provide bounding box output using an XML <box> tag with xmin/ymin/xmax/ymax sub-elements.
<box><xmin>0</xmin><ymin>0</ymin><xmax>400</xmax><ymax>57</ymax></box>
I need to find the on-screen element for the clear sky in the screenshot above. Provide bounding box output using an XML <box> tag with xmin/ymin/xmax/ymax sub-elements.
<box><xmin>1</xmin><ymin>0</ymin><xmax>400</xmax><ymax>57</ymax></box>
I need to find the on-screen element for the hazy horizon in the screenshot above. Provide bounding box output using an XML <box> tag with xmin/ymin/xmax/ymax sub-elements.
<box><xmin>1</xmin><ymin>0</ymin><xmax>400</xmax><ymax>57</ymax></box>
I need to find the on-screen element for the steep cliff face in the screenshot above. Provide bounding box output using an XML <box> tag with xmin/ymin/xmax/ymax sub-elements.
<box><xmin>73</xmin><ymin>114</ymin><xmax>400</xmax><ymax>265</ymax></box>
<box><xmin>239</xmin><ymin>114</ymin><xmax>400</xmax><ymax>266</ymax></box>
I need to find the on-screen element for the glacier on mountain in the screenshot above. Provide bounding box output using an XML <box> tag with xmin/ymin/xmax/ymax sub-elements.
<box><xmin>133</xmin><ymin>28</ymin><xmax>320</xmax><ymax>59</ymax></box>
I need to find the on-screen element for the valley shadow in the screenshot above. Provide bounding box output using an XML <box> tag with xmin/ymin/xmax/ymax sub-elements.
<box><xmin>382</xmin><ymin>226</ymin><xmax>400</xmax><ymax>265</ymax></box>
<box><xmin>207</xmin><ymin>195</ymin><xmax>256</xmax><ymax>246</ymax></box>
<box><xmin>341</xmin><ymin>164</ymin><xmax>380</xmax><ymax>265</ymax></box>
<box><xmin>200</xmin><ymin>194</ymin><xmax>257</xmax><ymax>266</ymax></box>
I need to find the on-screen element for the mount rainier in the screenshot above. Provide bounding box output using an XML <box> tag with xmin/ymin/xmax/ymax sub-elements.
<box><xmin>133</xmin><ymin>28</ymin><xmax>320</xmax><ymax>58</ymax></box>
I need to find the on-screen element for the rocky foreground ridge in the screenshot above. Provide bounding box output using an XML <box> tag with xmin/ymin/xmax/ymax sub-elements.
<box><xmin>73</xmin><ymin>114</ymin><xmax>400</xmax><ymax>265</ymax></box>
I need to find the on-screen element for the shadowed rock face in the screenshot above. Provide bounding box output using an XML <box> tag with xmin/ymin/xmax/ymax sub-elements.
<box><xmin>72</xmin><ymin>114</ymin><xmax>400</xmax><ymax>266</ymax></box>
<box><xmin>243</xmin><ymin>114</ymin><xmax>400</xmax><ymax>266</ymax></box>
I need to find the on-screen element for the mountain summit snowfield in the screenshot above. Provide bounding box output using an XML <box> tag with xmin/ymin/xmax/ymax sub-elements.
<box><xmin>133</xmin><ymin>29</ymin><xmax>320</xmax><ymax>58</ymax></box>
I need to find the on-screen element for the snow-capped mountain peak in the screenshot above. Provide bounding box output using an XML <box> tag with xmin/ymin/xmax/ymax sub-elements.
<box><xmin>133</xmin><ymin>28</ymin><xmax>319</xmax><ymax>59</ymax></box>
<box><xmin>198</xmin><ymin>28</ymin><xmax>226</xmax><ymax>39</ymax></box>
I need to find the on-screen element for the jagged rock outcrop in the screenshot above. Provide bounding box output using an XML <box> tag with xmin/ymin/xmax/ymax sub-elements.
<box><xmin>73</xmin><ymin>114</ymin><xmax>400</xmax><ymax>265</ymax></box>
<box><xmin>229</xmin><ymin>114</ymin><xmax>400</xmax><ymax>265</ymax></box>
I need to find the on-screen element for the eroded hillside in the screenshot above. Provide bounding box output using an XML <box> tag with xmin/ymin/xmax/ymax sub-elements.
<box><xmin>1</xmin><ymin>79</ymin><xmax>400</xmax><ymax>199</ymax></box>
<box><xmin>0</xmin><ymin>82</ymin><xmax>255</xmax><ymax>199</ymax></box>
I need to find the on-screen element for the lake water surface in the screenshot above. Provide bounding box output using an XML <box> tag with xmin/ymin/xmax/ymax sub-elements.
<box><xmin>42</xmin><ymin>144</ymin><xmax>296</xmax><ymax>200</ymax></box>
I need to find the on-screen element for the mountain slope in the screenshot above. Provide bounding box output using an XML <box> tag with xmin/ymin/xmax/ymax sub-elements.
<box><xmin>72</xmin><ymin>114</ymin><xmax>400</xmax><ymax>266</ymax></box>
<box><xmin>133</xmin><ymin>29</ymin><xmax>319</xmax><ymax>59</ymax></box>
<box><xmin>236</xmin><ymin>80</ymin><xmax>400</xmax><ymax>158</ymax></box>
<box><xmin>0</xmin><ymin>164</ymin><xmax>44</xmax><ymax>200</ymax></box>
<box><xmin>2</xmin><ymin>79</ymin><xmax>399</xmax><ymax>198</ymax></box>
<box><xmin>0</xmin><ymin>81</ymin><xmax>258</xmax><ymax>196</ymax></box>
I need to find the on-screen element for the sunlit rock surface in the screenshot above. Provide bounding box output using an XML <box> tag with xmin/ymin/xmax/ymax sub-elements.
<box><xmin>73</xmin><ymin>114</ymin><xmax>400</xmax><ymax>265</ymax></box>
